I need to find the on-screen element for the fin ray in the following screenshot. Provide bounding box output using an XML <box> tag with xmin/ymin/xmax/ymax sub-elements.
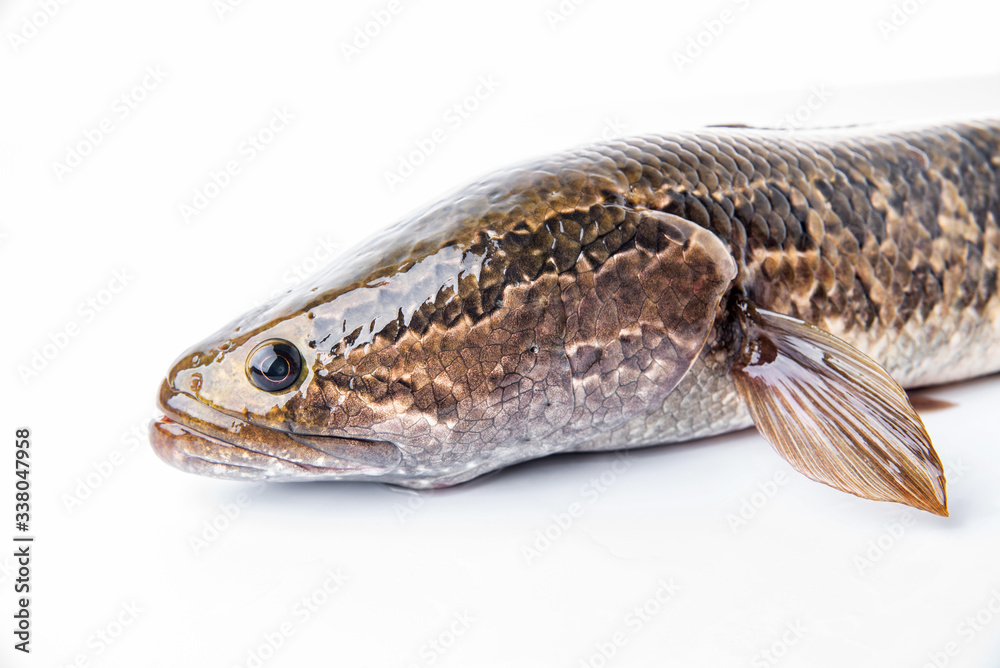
<box><xmin>730</xmin><ymin>303</ymin><xmax>948</xmax><ymax>516</ymax></box>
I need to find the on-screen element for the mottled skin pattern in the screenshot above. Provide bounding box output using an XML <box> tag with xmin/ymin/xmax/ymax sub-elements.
<box><xmin>152</xmin><ymin>119</ymin><xmax>1000</xmax><ymax>488</ymax></box>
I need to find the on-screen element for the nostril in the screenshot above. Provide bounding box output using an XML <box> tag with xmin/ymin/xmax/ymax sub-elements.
<box><xmin>170</xmin><ymin>367</ymin><xmax>201</xmax><ymax>396</ymax></box>
<box><xmin>166</xmin><ymin>350</ymin><xmax>207</xmax><ymax>393</ymax></box>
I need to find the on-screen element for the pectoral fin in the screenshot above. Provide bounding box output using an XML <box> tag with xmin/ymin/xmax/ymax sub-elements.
<box><xmin>730</xmin><ymin>302</ymin><xmax>948</xmax><ymax>516</ymax></box>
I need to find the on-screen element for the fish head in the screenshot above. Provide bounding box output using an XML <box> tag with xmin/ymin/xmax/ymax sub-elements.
<box><xmin>151</xmin><ymin>154</ymin><xmax>739</xmax><ymax>487</ymax></box>
<box><xmin>150</xmin><ymin>175</ymin><xmax>574</xmax><ymax>486</ymax></box>
<box><xmin>150</xmin><ymin>297</ymin><xmax>408</xmax><ymax>484</ymax></box>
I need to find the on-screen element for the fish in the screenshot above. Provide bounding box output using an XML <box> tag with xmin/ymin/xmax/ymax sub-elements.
<box><xmin>150</xmin><ymin>118</ymin><xmax>1000</xmax><ymax>516</ymax></box>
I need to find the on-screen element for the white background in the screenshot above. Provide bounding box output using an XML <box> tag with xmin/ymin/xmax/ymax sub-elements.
<box><xmin>2</xmin><ymin>0</ymin><xmax>1000</xmax><ymax>666</ymax></box>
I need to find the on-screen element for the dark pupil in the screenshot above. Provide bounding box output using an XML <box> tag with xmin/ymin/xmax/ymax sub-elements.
<box><xmin>247</xmin><ymin>340</ymin><xmax>301</xmax><ymax>392</ymax></box>
<box><xmin>260</xmin><ymin>354</ymin><xmax>289</xmax><ymax>382</ymax></box>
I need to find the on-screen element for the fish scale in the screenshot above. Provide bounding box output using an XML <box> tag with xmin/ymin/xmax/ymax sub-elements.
<box><xmin>574</xmin><ymin>121</ymin><xmax>999</xmax><ymax>451</ymax></box>
<box><xmin>151</xmin><ymin>119</ymin><xmax>999</xmax><ymax>514</ymax></box>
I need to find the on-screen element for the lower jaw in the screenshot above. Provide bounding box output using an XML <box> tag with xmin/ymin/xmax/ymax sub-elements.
<box><xmin>148</xmin><ymin>416</ymin><xmax>342</xmax><ymax>481</ymax></box>
<box><xmin>150</xmin><ymin>384</ymin><xmax>404</xmax><ymax>481</ymax></box>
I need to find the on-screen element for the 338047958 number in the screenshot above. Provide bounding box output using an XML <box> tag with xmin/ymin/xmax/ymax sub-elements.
<box><xmin>15</xmin><ymin>428</ymin><xmax>30</xmax><ymax>531</ymax></box>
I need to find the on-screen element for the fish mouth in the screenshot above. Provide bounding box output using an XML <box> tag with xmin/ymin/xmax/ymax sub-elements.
<box><xmin>150</xmin><ymin>382</ymin><xmax>402</xmax><ymax>482</ymax></box>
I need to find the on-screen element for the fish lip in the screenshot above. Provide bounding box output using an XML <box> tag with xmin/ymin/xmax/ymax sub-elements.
<box><xmin>148</xmin><ymin>415</ymin><xmax>326</xmax><ymax>481</ymax></box>
<box><xmin>150</xmin><ymin>381</ymin><xmax>402</xmax><ymax>481</ymax></box>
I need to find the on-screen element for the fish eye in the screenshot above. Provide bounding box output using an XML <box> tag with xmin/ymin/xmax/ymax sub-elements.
<box><xmin>246</xmin><ymin>340</ymin><xmax>302</xmax><ymax>392</ymax></box>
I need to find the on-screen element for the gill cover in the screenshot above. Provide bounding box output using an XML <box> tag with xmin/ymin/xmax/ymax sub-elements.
<box><xmin>560</xmin><ymin>209</ymin><xmax>738</xmax><ymax>433</ymax></box>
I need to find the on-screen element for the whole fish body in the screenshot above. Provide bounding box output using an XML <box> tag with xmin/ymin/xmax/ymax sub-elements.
<box><xmin>151</xmin><ymin>118</ymin><xmax>1000</xmax><ymax>515</ymax></box>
